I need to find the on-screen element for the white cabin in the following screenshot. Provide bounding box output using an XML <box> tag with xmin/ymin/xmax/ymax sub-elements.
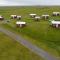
<box><xmin>0</xmin><ymin>15</ymin><xmax>4</xmax><ymax>20</ymax></box>
<box><xmin>16</xmin><ymin>21</ymin><xmax>26</xmax><ymax>27</ymax></box>
<box><xmin>53</xmin><ymin>12</ymin><xmax>60</xmax><ymax>16</ymax></box>
<box><xmin>51</xmin><ymin>20</ymin><xmax>60</xmax><ymax>28</ymax></box>
<box><xmin>17</xmin><ymin>16</ymin><xmax>22</xmax><ymax>20</ymax></box>
<box><xmin>42</xmin><ymin>15</ymin><xmax>49</xmax><ymax>20</ymax></box>
<box><xmin>29</xmin><ymin>14</ymin><xmax>37</xmax><ymax>18</ymax></box>
<box><xmin>11</xmin><ymin>15</ymin><xmax>17</xmax><ymax>19</ymax></box>
<box><xmin>34</xmin><ymin>16</ymin><xmax>41</xmax><ymax>21</ymax></box>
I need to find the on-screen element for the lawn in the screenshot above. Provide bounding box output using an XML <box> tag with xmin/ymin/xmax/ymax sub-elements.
<box><xmin>0</xmin><ymin>6</ymin><xmax>60</xmax><ymax>57</ymax></box>
<box><xmin>0</xmin><ymin>32</ymin><xmax>43</xmax><ymax>60</ymax></box>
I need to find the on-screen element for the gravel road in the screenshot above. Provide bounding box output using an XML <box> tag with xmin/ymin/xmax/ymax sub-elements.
<box><xmin>0</xmin><ymin>27</ymin><xmax>59</xmax><ymax>60</ymax></box>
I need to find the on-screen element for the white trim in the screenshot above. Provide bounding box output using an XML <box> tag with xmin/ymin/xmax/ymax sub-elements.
<box><xmin>0</xmin><ymin>16</ymin><xmax>3</xmax><ymax>18</ymax></box>
<box><xmin>29</xmin><ymin>14</ymin><xmax>37</xmax><ymax>16</ymax></box>
<box><xmin>42</xmin><ymin>15</ymin><xmax>49</xmax><ymax>17</ymax></box>
<box><xmin>16</xmin><ymin>21</ymin><xmax>26</xmax><ymax>25</ymax></box>
<box><xmin>35</xmin><ymin>16</ymin><xmax>40</xmax><ymax>19</ymax></box>
<box><xmin>17</xmin><ymin>16</ymin><xmax>21</xmax><ymax>18</ymax></box>
<box><xmin>51</xmin><ymin>20</ymin><xmax>60</xmax><ymax>24</ymax></box>
<box><xmin>11</xmin><ymin>15</ymin><xmax>17</xmax><ymax>17</ymax></box>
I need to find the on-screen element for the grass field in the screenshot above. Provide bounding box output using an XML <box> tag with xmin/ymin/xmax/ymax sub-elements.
<box><xmin>0</xmin><ymin>32</ymin><xmax>43</xmax><ymax>60</ymax></box>
<box><xmin>0</xmin><ymin>6</ymin><xmax>60</xmax><ymax>57</ymax></box>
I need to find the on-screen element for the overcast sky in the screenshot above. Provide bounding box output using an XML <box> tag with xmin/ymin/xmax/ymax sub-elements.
<box><xmin>0</xmin><ymin>0</ymin><xmax>60</xmax><ymax>6</ymax></box>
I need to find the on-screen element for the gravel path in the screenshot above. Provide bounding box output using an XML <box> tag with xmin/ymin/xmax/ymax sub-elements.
<box><xmin>0</xmin><ymin>27</ymin><xmax>59</xmax><ymax>60</ymax></box>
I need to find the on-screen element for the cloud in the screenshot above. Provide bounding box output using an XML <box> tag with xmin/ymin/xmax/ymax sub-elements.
<box><xmin>0</xmin><ymin>0</ymin><xmax>20</xmax><ymax>6</ymax></box>
<box><xmin>0</xmin><ymin>0</ymin><xmax>60</xmax><ymax>6</ymax></box>
<box><xmin>0</xmin><ymin>0</ymin><xmax>7</xmax><ymax>5</ymax></box>
<box><xmin>39</xmin><ymin>0</ymin><xmax>60</xmax><ymax>5</ymax></box>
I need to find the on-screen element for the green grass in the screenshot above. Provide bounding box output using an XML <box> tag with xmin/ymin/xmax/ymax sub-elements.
<box><xmin>0</xmin><ymin>32</ymin><xmax>43</xmax><ymax>60</ymax></box>
<box><xmin>0</xmin><ymin>6</ymin><xmax>60</xmax><ymax>57</ymax></box>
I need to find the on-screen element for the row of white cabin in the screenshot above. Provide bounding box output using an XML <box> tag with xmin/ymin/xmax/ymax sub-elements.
<box><xmin>10</xmin><ymin>12</ymin><xmax>60</xmax><ymax>28</ymax></box>
<box><xmin>0</xmin><ymin>14</ymin><xmax>48</xmax><ymax>20</ymax></box>
<box><xmin>29</xmin><ymin>14</ymin><xmax>49</xmax><ymax>20</ymax></box>
<box><xmin>29</xmin><ymin>12</ymin><xmax>60</xmax><ymax>20</ymax></box>
<box><xmin>16</xmin><ymin>20</ymin><xmax>60</xmax><ymax>28</ymax></box>
<box><xmin>0</xmin><ymin>15</ymin><xmax>22</xmax><ymax>20</ymax></box>
<box><xmin>0</xmin><ymin>12</ymin><xmax>60</xmax><ymax>20</ymax></box>
<box><xmin>0</xmin><ymin>12</ymin><xmax>60</xmax><ymax>28</ymax></box>
<box><xmin>50</xmin><ymin>12</ymin><xmax>60</xmax><ymax>28</ymax></box>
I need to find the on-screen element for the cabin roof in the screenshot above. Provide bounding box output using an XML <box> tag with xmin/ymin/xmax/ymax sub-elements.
<box><xmin>42</xmin><ymin>15</ymin><xmax>49</xmax><ymax>16</ymax></box>
<box><xmin>35</xmin><ymin>16</ymin><xmax>40</xmax><ymax>18</ymax></box>
<box><xmin>17</xmin><ymin>16</ymin><xmax>21</xmax><ymax>18</ymax></box>
<box><xmin>51</xmin><ymin>20</ymin><xmax>60</xmax><ymax>24</ymax></box>
<box><xmin>16</xmin><ymin>21</ymin><xmax>26</xmax><ymax>24</ymax></box>
<box><xmin>11</xmin><ymin>15</ymin><xmax>17</xmax><ymax>16</ymax></box>
<box><xmin>53</xmin><ymin>12</ymin><xmax>60</xmax><ymax>14</ymax></box>
<box><xmin>29</xmin><ymin>14</ymin><xmax>36</xmax><ymax>16</ymax></box>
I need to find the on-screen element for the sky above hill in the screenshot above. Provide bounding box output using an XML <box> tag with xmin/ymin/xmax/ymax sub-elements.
<box><xmin>0</xmin><ymin>0</ymin><xmax>60</xmax><ymax>6</ymax></box>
